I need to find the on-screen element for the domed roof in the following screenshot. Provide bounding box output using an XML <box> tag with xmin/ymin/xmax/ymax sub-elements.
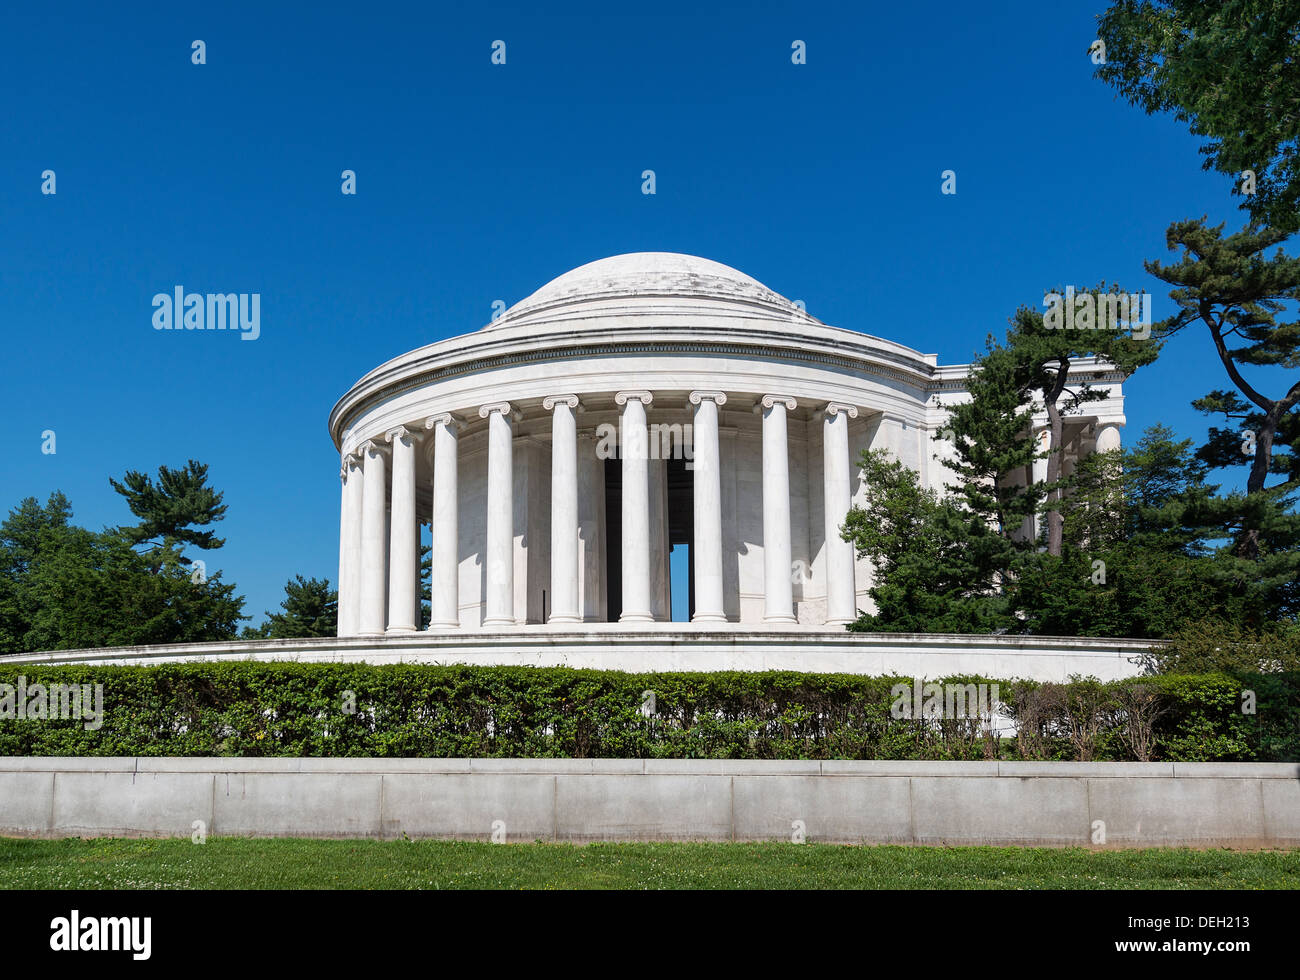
<box><xmin>484</xmin><ymin>252</ymin><xmax>815</xmax><ymax>330</ymax></box>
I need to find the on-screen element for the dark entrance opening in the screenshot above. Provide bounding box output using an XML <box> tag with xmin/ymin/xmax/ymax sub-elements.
<box><xmin>604</xmin><ymin>456</ymin><xmax>695</xmax><ymax>622</ymax></box>
<box><xmin>666</xmin><ymin>457</ymin><xmax>693</xmax><ymax>621</ymax></box>
<box><xmin>604</xmin><ymin>458</ymin><xmax>622</xmax><ymax>621</ymax></box>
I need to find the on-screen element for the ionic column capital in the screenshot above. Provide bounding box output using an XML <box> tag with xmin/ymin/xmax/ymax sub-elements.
<box><xmin>688</xmin><ymin>390</ymin><xmax>727</xmax><ymax>407</ymax></box>
<box><xmin>384</xmin><ymin>425</ymin><xmax>417</xmax><ymax>446</ymax></box>
<box><xmin>339</xmin><ymin>452</ymin><xmax>362</xmax><ymax>480</ymax></box>
<box><xmin>823</xmin><ymin>402</ymin><xmax>858</xmax><ymax>419</ymax></box>
<box><xmin>543</xmin><ymin>394</ymin><xmax>580</xmax><ymax>411</ymax></box>
<box><xmin>425</xmin><ymin>413</ymin><xmax>463</xmax><ymax>434</ymax></box>
<box><xmin>358</xmin><ymin>439</ymin><xmax>389</xmax><ymax>459</ymax></box>
<box><xmin>479</xmin><ymin>401</ymin><xmax>517</xmax><ymax>420</ymax></box>
<box><xmin>615</xmin><ymin>390</ymin><xmax>653</xmax><ymax>407</ymax></box>
<box><xmin>756</xmin><ymin>394</ymin><xmax>797</xmax><ymax>413</ymax></box>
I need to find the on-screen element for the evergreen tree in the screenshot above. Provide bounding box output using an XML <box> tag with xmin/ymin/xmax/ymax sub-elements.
<box><xmin>938</xmin><ymin>341</ymin><xmax>1041</xmax><ymax>542</ymax></box>
<box><xmin>842</xmin><ymin>450</ymin><xmax>1015</xmax><ymax>633</ymax></box>
<box><xmin>0</xmin><ymin>492</ymin><xmax>243</xmax><ymax>653</ymax></box>
<box><xmin>247</xmin><ymin>575</ymin><xmax>338</xmax><ymax>639</ymax></box>
<box><xmin>109</xmin><ymin>459</ymin><xmax>227</xmax><ymax>570</ymax></box>
<box><xmin>1146</xmin><ymin>218</ymin><xmax>1300</xmax><ymax>554</ymax></box>
<box><xmin>1001</xmin><ymin>288</ymin><xmax>1158</xmax><ymax>555</ymax></box>
<box><xmin>1094</xmin><ymin>0</ymin><xmax>1300</xmax><ymax>232</ymax></box>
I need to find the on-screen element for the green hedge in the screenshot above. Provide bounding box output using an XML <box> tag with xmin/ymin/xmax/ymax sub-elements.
<box><xmin>0</xmin><ymin>663</ymin><xmax>1296</xmax><ymax>761</ymax></box>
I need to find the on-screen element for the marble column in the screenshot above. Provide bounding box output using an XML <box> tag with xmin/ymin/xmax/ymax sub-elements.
<box><xmin>385</xmin><ymin>426</ymin><xmax>419</xmax><ymax>633</ymax></box>
<box><xmin>1028</xmin><ymin>428</ymin><xmax>1050</xmax><ymax>540</ymax></box>
<box><xmin>616</xmin><ymin>390</ymin><xmax>654</xmax><ymax>623</ymax></box>
<box><xmin>337</xmin><ymin>453</ymin><xmax>363</xmax><ymax>636</ymax></box>
<box><xmin>358</xmin><ymin>439</ymin><xmax>389</xmax><ymax>636</ymax></box>
<box><xmin>760</xmin><ymin>395</ymin><xmax>797</xmax><ymax>624</ymax></box>
<box><xmin>689</xmin><ymin>391</ymin><xmax>727</xmax><ymax>623</ymax></box>
<box><xmin>648</xmin><ymin>457</ymin><xmax>670</xmax><ymax>621</ymax></box>
<box><xmin>577</xmin><ymin>432</ymin><xmax>607</xmax><ymax>623</ymax></box>
<box><xmin>480</xmin><ymin>402</ymin><xmax>515</xmax><ymax>626</ymax></box>
<box><xmin>425</xmin><ymin>414</ymin><xmax>460</xmax><ymax>629</ymax></box>
<box><xmin>822</xmin><ymin>403</ymin><xmax>858</xmax><ymax>626</ymax></box>
<box><xmin>544</xmin><ymin>395</ymin><xmax>582</xmax><ymax>624</ymax></box>
<box><xmin>1095</xmin><ymin>423</ymin><xmax>1122</xmax><ymax>453</ymax></box>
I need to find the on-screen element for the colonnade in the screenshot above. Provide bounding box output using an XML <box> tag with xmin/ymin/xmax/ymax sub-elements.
<box><xmin>337</xmin><ymin>392</ymin><xmax>863</xmax><ymax>635</ymax></box>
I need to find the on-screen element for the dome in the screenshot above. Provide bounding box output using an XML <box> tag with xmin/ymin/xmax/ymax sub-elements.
<box><xmin>484</xmin><ymin>251</ymin><xmax>814</xmax><ymax>330</ymax></box>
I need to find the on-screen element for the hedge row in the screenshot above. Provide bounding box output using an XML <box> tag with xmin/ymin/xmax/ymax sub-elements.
<box><xmin>0</xmin><ymin>663</ymin><xmax>1296</xmax><ymax>761</ymax></box>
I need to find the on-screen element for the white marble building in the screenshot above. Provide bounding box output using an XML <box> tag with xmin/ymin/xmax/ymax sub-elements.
<box><xmin>329</xmin><ymin>253</ymin><xmax>1126</xmax><ymax>637</ymax></box>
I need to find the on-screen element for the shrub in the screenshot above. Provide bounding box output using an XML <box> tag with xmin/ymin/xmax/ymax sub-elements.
<box><xmin>0</xmin><ymin>663</ymin><xmax>1295</xmax><ymax>761</ymax></box>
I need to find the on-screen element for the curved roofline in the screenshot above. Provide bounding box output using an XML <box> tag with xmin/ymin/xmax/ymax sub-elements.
<box><xmin>329</xmin><ymin>319</ymin><xmax>944</xmax><ymax>448</ymax></box>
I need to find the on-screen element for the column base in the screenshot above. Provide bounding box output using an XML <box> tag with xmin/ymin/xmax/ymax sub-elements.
<box><xmin>482</xmin><ymin>617</ymin><xmax>516</xmax><ymax>627</ymax></box>
<box><xmin>548</xmin><ymin>615</ymin><xmax>583</xmax><ymax>625</ymax></box>
<box><xmin>691</xmin><ymin>614</ymin><xmax>728</xmax><ymax>624</ymax></box>
<box><xmin>618</xmin><ymin>612</ymin><xmax>654</xmax><ymax>624</ymax></box>
<box><xmin>763</xmin><ymin>615</ymin><xmax>798</xmax><ymax>625</ymax></box>
<box><xmin>824</xmin><ymin>618</ymin><xmax>854</xmax><ymax>627</ymax></box>
<box><xmin>426</xmin><ymin>620</ymin><xmax>460</xmax><ymax>631</ymax></box>
<box><xmin>384</xmin><ymin>626</ymin><xmax>417</xmax><ymax>635</ymax></box>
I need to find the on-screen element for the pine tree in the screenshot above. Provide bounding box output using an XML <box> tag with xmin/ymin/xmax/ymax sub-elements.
<box><xmin>109</xmin><ymin>459</ymin><xmax>227</xmax><ymax>570</ymax></box>
<box><xmin>1002</xmin><ymin>288</ymin><xmax>1158</xmax><ymax>555</ymax></box>
<box><xmin>249</xmin><ymin>575</ymin><xmax>338</xmax><ymax>639</ymax></box>
<box><xmin>1146</xmin><ymin>218</ymin><xmax>1300</xmax><ymax>555</ymax></box>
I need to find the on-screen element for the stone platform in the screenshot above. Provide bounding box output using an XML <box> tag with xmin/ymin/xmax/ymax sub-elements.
<box><xmin>0</xmin><ymin>625</ymin><xmax>1157</xmax><ymax>681</ymax></box>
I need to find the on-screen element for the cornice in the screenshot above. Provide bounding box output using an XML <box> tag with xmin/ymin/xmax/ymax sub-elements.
<box><xmin>329</xmin><ymin>334</ymin><xmax>938</xmax><ymax>448</ymax></box>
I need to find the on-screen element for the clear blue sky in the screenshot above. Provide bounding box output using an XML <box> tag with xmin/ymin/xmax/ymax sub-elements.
<box><xmin>0</xmin><ymin>1</ymin><xmax>1278</xmax><ymax>628</ymax></box>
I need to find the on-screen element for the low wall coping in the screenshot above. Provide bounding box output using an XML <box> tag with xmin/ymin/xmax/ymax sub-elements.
<box><xmin>1</xmin><ymin>758</ymin><xmax>1294</xmax><ymax>779</ymax></box>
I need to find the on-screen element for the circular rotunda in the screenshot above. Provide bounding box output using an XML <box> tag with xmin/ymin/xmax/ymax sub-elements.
<box><xmin>329</xmin><ymin>252</ymin><xmax>1126</xmax><ymax>637</ymax></box>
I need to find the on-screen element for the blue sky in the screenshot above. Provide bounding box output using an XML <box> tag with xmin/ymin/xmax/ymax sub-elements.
<box><xmin>0</xmin><ymin>1</ymin><xmax>1280</xmax><ymax>628</ymax></box>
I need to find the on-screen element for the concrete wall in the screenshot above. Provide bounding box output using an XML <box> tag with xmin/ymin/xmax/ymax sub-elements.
<box><xmin>2</xmin><ymin>758</ymin><xmax>1295</xmax><ymax>846</ymax></box>
<box><xmin>0</xmin><ymin>628</ymin><xmax>1158</xmax><ymax>682</ymax></box>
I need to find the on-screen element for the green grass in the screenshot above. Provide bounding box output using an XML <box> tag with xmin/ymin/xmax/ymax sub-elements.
<box><xmin>1</xmin><ymin>837</ymin><xmax>1298</xmax><ymax>889</ymax></box>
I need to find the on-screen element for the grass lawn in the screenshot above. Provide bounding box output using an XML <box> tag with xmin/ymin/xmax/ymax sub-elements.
<box><xmin>1</xmin><ymin>837</ymin><xmax>1297</xmax><ymax>889</ymax></box>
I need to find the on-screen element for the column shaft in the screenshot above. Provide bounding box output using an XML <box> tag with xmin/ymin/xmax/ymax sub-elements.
<box><xmin>761</xmin><ymin>396</ymin><xmax>797</xmax><ymax>623</ymax></box>
<box><xmin>546</xmin><ymin>396</ymin><xmax>581</xmax><ymax>624</ymax></box>
<box><xmin>358</xmin><ymin>441</ymin><xmax>388</xmax><ymax>635</ymax></box>
<box><xmin>690</xmin><ymin>392</ymin><xmax>726</xmax><ymax>623</ymax></box>
<box><xmin>822</xmin><ymin>404</ymin><xmax>858</xmax><ymax>626</ymax></box>
<box><xmin>617</xmin><ymin>391</ymin><xmax>654</xmax><ymax>623</ymax></box>
<box><xmin>338</xmin><ymin>455</ymin><xmax>364</xmax><ymax>636</ymax></box>
<box><xmin>385</xmin><ymin>428</ymin><xmax>418</xmax><ymax>633</ymax></box>
<box><xmin>427</xmin><ymin>415</ymin><xmax>460</xmax><ymax>628</ymax></box>
<box><xmin>481</xmin><ymin>403</ymin><xmax>515</xmax><ymax>626</ymax></box>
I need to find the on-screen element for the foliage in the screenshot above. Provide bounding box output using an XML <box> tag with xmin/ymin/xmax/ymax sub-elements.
<box><xmin>109</xmin><ymin>459</ymin><xmax>228</xmax><ymax>570</ymax></box>
<box><xmin>1094</xmin><ymin>0</ymin><xmax>1300</xmax><ymax>232</ymax></box>
<box><xmin>842</xmin><ymin>450</ymin><xmax>1014</xmax><ymax>633</ymax></box>
<box><xmin>1145</xmin><ymin>218</ymin><xmax>1300</xmax><ymax>555</ymax></box>
<box><xmin>0</xmin><ymin>662</ymin><xmax>1295</xmax><ymax>763</ymax></box>
<box><xmin>0</xmin><ymin>476</ymin><xmax>245</xmax><ymax>655</ymax></box>
<box><xmin>1145</xmin><ymin>619</ymin><xmax>1300</xmax><ymax>673</ymax></box>
<box><xmin>244</xmin><ymin>576</ymin><xmax>337</xmax><ymax>639</ymax></box>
